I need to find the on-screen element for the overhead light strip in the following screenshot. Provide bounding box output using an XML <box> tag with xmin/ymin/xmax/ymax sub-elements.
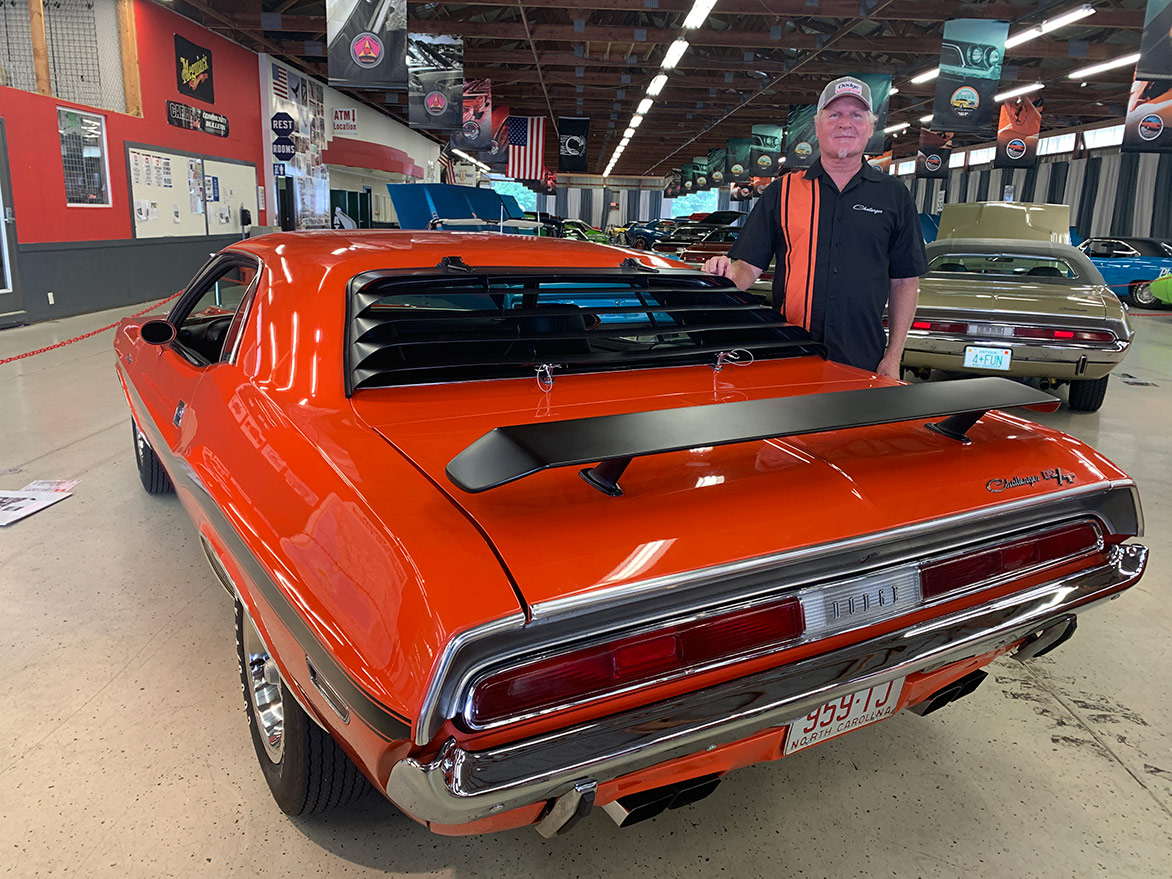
<box><xmin>1067</xmin><ymin>53</ymin><xmax>1141</xmax><ymax>80</ymax></box>
<box><xmin>994</xmin><ymin>82</ymin><xmax>1045</xmax><ymax>102</ymax></box>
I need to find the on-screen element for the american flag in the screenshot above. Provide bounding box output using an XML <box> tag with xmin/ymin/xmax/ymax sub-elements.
<box><xmin>272</xmin><ymin>64</ymin><xmax>289</xmax><ymax>100</ymax></box>
<box><xmin>438</xmin><ymin>147</ymin><xmax>455</xmax><ymax>184</ymax></box>
<box><xmin>507</xmin><ymin>116</ymin><xmax>546</xmax><ymax>180</ymax></box>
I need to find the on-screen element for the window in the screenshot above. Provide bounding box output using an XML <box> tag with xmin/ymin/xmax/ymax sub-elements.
<box><xmin>1038</xmin><ymin>133</ymin><xmax>1076</xmax><ymax>156</ymax></box>
<box><xmin>58</xmin><ymin>108</ymin><xmax>110</xmax><ymax>206</ymax></box>
<box><xmin>1082</xmin><ymin>125</ymin><xmax>1124</xmax><ymax>150</ymax></box>
<box><xmin>967</xmin><ymin>147</ymin><xmax>995</xmax><ymax>166</ymax></box>
<box><xmin>949</xmin><ymin>152</ymin><xmax>966</xmax><ymax>169</ymax></box>
<box><xmin>174</xmin><ymin>259</ymin><xmax>261</xmax><ymax>364</ymax></box>
<box><xmin>927</xmin><ymin>252</ymin><xmax>1078</xmax><ymax>279</ymax></box>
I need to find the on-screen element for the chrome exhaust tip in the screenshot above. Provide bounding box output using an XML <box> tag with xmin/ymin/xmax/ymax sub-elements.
<box><xmin>602</xmin><ymin>774</ymin><xmax>722</xmax><ymax>828</ymax></box>
<box><xmin>1013</xmin><ymin>616</ymin><xmax>1077</xmax><ymax>661</ymax></box>
<box><xmin>906</xmin><ymin>669</ymin><xmax>989</xmax><ymax>717</ymax></box>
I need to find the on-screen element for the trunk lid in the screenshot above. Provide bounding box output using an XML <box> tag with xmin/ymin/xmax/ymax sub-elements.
<box><xmin>918</xmin><ymin>275</ymin><xmax>1110</xmax><ymax>320</ymax></box>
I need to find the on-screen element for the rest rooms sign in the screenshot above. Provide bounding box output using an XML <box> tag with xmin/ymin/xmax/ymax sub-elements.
<box><xmin>174</xmin><ymin>34</ymin><xmax>214</xmax><ymax>104</ymax></box>
<box><xmin>332</xmin><ymin>108</ymin><xmax>358</xmax><ymax>136</ymax></box>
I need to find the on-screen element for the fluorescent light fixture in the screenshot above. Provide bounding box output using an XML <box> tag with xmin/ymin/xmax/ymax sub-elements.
<box><xmin>1005</xmin><ymin>4</ymin><xmax>1095</xmax><ymax>49</ymax></box>
<box><xmin>662</xmin><ymin>39</ymin><xmax>690</xmax><ymax>70</ymax></box>
<box><xmin>884</xmin><ymin>122</ymin><xmax>910</xmax><ymax>134</ymax></box>
<box><xmin>620</xmin><ymin>136</ymin><xmax>630</xmax><ymax>146</ymax></box>
<box><xmin>682</xmin><ymin>0</ymin><xmax>718</xmax><ymax>29</ymax></box>
<box><xmin>995</xmin><ymin>82</ymin><xmax>1044</xmax><ymax>102</ymax></box>
<box><xmin>889</xmin><ymin>87</ymin><xmax>900</xmax><ymax>96</ymax></box>
<box><xmin>623</xmin><ymin>127</ymin><xmax>635</xmax><ymax>138</ymax></box>
<box><xmin>637</xmin><ymin>97</ymin><xmax>654</xmax><ymax>115</ymax></box>
<box><xmin>647</xmin><ymin>74</ymin><xmax>668</xmax><ymax>96</ymax></box>
<box><xmin>630</xmin><ymin>114</ymin><xmax>645</xmax><ymax>128</ymax></box>
<box><xmin>1067</xmin><ymin>53</ymin><xmax>1141</xmax><ymax>79</ymax></box>
<box><xmin>919</xmin><ymin>114</ymin><xmax>933</xmax><ymax>123</ymax></box>
<box><xmin>910</xmin><ymin>68</ymin><xmax>939</xmax><ymax>84</ymax></box>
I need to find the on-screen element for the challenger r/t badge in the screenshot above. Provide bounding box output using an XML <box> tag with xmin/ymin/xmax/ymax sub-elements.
<box><xmin>986</xmin><ymin>468</ymin><xmax>1076</xmax><ymax>492</ymax></box>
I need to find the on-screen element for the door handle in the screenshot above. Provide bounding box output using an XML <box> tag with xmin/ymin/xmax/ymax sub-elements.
<box><xmin>173</xmin><ymin>400</ymin><xmax>186</xmax><ymax>427</ymax></box>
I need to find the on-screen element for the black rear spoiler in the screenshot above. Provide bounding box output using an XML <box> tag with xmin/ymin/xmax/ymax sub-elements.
<box><xmin>446</xmin><ymin>377</ymin><xmax>1060</xmax><ymax>496</ymax></box>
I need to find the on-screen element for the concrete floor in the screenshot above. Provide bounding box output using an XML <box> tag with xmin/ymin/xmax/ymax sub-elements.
<box><xmin>2</xmin><ymin>301</ymin><xmax>1170</xmax><ymax>878</ymax></box>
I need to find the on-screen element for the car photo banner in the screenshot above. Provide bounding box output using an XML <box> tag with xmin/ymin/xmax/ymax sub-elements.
<box><xmin>707</xmin><ymin>147</ymin><xmax>728</xmax><ymax>187</ymax></box>
<box><xmin>1122</xmin><ymin>78</ymin><xmax>1172</xmax><ymax>152</ymax></box>
<box><xmin>326</xmin><ymin>0</ymin><xmax>407</xmax><ymax>89</ymax></box>
<box><xmin>994</xmin><ymin>96</ymin><xmax>1041</xmax><ymax>168</ymax></box>
<box><xmin>558</xmin><ymin>116</ymin><xmax>590</xmax><ymax>173</ymax></box>
<box><xmin>693</xmin><ymin>156</ymin><xmax>711</xmax><ymax>191</ymax></box>
<box><xmin>852</xmin><ymin>73</ymin><xmax>892</xmax><ymax>155</ymax></box>
<box><xmin>931</xmin><ymin>19</ymin><xmax>1010</xmax><ymax>133</ymax></box>
<box><xmin>450</xmin><ymin>79</ymin><xmax>492</xmax><ymax>152</ymax></box>
<box><xmin>915</xmin><ymin>129</ymin><xmax>953</xmax><ymax>178</ymax></box>
<box><xmin>725</xmin><ymin>137</ymin><xmax>751</xmax><ymax>182</ymax></box>
<box><xmin>784</xmin><ymin>106</ymin><xmax>818</xmax><ymax>169</ymax></box>
<box><xmin>478</xmin><ymin>103</ymin><xmax>511</xmax><ymax>169</ymax></box>
<box><xmin>681</xmin><ymin>162</ymin><xmax>697</xmax><ymax>193</ymax></box>
<box><xmin>1138</xmin><ymin>0</ymin><xmax>1172</xmax><ymax>80</ymax></box>
<box><xmin>750</xmin><ymin>124</ymin><xmax>784</xmax><ymax>176</ymax></box>
<box><xmin>407</xmin><ymin>34</ymin><xmax>463</xmax><ymax>130</ymax></box>
<box><xmin>867</xmin><ymin>151</ymin><xmax>893</xmax><ymax>173</ymax></box>
<box><xmin>663</xmin><ymin>169</ymin><xmax>681</xmax><ymax>198</ymax></box>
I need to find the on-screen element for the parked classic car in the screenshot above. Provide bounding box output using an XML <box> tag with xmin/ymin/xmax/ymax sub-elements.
<box><xmin>677</xmin><ymin>227</ymin><xmax>774</xmax><ymax>298</ymax></box>
<box><xmin>115</xmin><ymin>231</ymin><xmax>1146</xmax><ymax>837</ymax></box>
<box><xmin>653</xmin><ymin>210</ymin><xmax>747</xmax><ymax>254</ymax></box>
<box><xmin>621</xmin><ymin>218</ymin><xmax>679</xmax><ymax>249</ymax></box>
<box><xmin>900</xmin><ymin>239</ymin><xmax>1133</xmax><ymax>411</ymax></box>
<box><xmin>1076</xmin><ymin>236</ymin><xmax>1172</xmax><ymax>307</ymax></box>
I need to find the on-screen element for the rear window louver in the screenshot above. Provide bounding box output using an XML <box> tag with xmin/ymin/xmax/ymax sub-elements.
<box><xmin>345</xmin><ymin>266</ymin><xmax>821</xmax><ymax>393</ymax></box>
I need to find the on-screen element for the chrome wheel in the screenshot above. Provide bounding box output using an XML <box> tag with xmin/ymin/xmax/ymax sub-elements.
<box><xmin>1131</xmin><ymin>282</ymin><xmax>1158</xmax><ymax>308</ymax></box>
<box><xmin>242</xmin><ymin>611</ymin><xmax>285</xmax><ymax>763</ymax></box>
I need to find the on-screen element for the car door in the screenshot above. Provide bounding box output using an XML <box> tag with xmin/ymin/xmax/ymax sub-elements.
<box><xmin>125</xmin><ymin>254</ymin><xmax>261</xmax><ymax>461</ymax></box>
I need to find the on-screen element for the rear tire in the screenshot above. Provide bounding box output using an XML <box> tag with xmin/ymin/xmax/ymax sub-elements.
<box><xmin>236</xmin><ymin>601</ymin><xmax>369</xmax><ymax>816</ymax></box>
<box><xmin>132</xmin><ymin>418</ymin><xmax>173</xmax><ymax>495</ymax></box>
<box><xmin>633</xmin><ymin>237</ymin><xmax>648</xmax><ymax>250</ymax></box>
<box><xmin>1130</xmin><ymin>282</ymin><xmax>1160</xmax><ymax>309</ymax></box>
<box><xmin>1068</xmin><ymin>375</ymin><xmax>1109</xmax><ymax>412</ymax></box>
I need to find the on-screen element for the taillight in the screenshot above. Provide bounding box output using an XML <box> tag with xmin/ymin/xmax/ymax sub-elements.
<box><xmin>468</xmin><ymin>598</ymin><xmax>805</xmax><ymax>727</ymax></box>
<box><xmin>920</xmin><ymin>521</ymin><xmax>1103</xmax><ymax>600</ymax></box>
<box><xmin>908</xmin><ymin>319</ymin><xmax>968</xmax><ymax>334</ymax></box>
<box><xmin>1012</xmin><ymin>327</ymin><xmax>1115</xmax><ymax>343</ymax></box>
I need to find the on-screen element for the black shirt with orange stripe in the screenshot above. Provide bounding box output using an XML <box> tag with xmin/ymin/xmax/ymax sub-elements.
<box><xmin>728</xmin><ymin>159</ymin><xmax>927</xmax><ymax>371</ymax></box>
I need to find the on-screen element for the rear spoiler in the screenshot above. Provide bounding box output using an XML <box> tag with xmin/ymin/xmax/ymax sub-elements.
<box><xmin>446</xmin><ymin>377</ymin><xmax>1060</xmax><ymax>497</ymax></box>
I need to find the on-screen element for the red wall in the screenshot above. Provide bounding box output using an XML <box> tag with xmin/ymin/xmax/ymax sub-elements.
<box><xmin>0</xmin><ymin>0</ymin><xmax>267</xmax><ymax>244</ymax></box>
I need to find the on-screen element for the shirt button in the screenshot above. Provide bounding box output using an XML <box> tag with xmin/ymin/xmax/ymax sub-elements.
<box><xmin>833</xmin><ymin>268</ymin><xmax>838</xmax><ymax>273</ymax></box>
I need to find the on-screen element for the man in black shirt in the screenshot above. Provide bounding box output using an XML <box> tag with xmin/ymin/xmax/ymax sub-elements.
<box><xmin>704</xmin><ymin>76</ymin><xmax>927</xmax><ymax>378</ymax></box>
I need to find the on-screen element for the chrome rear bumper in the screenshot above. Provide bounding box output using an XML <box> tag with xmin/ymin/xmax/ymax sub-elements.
<box><xmin>387</xmin><ymin>544</ymin><xmax>1145</xmax><ymax>826</ymax></box>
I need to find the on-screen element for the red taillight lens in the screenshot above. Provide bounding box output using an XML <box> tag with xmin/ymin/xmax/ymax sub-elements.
<box><xmin>1012</xmin><ymin>327</ymin><xmax>1115</xmax><ymax>343</ymax></box>
<box><xmin>911</xmin><ymin>320</ymin><xmax>969</xmax><ymax>334</ymax></box>
<box><xmin>469</xmin><ymin>598</ymin><xmax>805</xmax><ymax>727</ymax></box>
<box><xmin>920</xmin><ymin>521</ymin><xmax>1102</xmax><ymax>600</ymax></box>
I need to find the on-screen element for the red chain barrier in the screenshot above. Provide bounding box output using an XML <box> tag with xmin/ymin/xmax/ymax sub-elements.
<box><xmin>0</xmin><ymin>291</ymin><xmax>185</xmax><ymax>366</ymax></box>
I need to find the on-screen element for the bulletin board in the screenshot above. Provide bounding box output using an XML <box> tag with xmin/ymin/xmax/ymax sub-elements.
<box><xmin>127</xmin><ymin>145</ymin><xmax>258</xmax><ymax>239</ymax></box>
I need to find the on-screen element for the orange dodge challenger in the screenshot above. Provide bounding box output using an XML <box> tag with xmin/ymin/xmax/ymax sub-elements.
<box><xmin>115</xmin><ymin>230</ymin><xmax>1146</xmax><ymax>836</ymax></box>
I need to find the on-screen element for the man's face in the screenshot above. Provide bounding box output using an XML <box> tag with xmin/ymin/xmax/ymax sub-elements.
<box><xmin>814</xmin><ymin>96</ymin><xmax>874</xmax><ymax>161</ymax></box>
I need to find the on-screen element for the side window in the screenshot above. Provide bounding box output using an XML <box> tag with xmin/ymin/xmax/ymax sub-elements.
<box><xmin>172</xmin><ymin>259</ymin><xmax>259</xmax><ymax>364</ymax></box>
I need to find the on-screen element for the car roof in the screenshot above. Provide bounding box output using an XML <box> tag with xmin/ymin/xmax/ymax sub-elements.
<box><xmin>926</xmin><ymin>237</ymin><xmax>1104</xmax><ymax>282</ymax></box>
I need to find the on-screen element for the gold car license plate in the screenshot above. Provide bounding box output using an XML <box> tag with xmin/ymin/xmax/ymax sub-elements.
<box><xmin>783</xmin><ymin>677</ymin><xmax>904</xmax><ymax>756</ymax></box>
<box><xmin>963</xmin><ymin>346</ymin><xmax>1012</xmax><ymax>371</ymax></box>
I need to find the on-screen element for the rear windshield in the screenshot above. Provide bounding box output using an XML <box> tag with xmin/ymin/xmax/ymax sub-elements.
<box><xmin>346</xmin><ymin>268</ymin><xmax>820</xmax><ymax>391</ymax></box>
<box><xmin>927</xmin><ymin>253</ymin><xmax>1078</xmax><ymax>280</ymax></box>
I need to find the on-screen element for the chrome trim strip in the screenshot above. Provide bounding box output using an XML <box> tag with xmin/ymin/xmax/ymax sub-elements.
<box><xmin>414</xmin><ymin>480</ymin><xmax>1141</xmax><ymax>744</ymax></box>
<box><xmin>389</xmin><ymin>544</ymin><xmax>1145</xmax><ymax>825</ymax></box>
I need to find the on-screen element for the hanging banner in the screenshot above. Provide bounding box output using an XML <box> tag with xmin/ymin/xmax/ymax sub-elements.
<box><xmin>536</xmin><ymin>169</ymin><xmax>558</xmax><ymax>196</ymax></box>
<box><xmin>663</xmin><ymin>169</ymin><xmax>681</xmax><ymax>198</ymax></box>
<box><xmin>327</xmin><ymin>0</ymin><xmax>407</xmax><ymax>89</ymax></box>
<box><xmin>450</xmin><ymin>79</ymin><xmax>492</xmax><ymax>152</ymax></box>
<box><xmin>681</xmin><ymin>163</ymin><xmax>697</xmax><ymax>194</ymax></box>
<box><xmin>726</xmin><ymin>137</ymin><xmax>751</xmax><ymax>182</ymax></box>
<box><xmin>1138</xmin><ymin>0</ymin><xmax>1172</xmax><ymax>80</ymax></box>
<box><xmin>784</xmin><ymin>107</ymin><xmax>818</xmax><ymax>169</ymax></box>
<box><xmin>852</xmin><ymin>73</ymin><xmax>892</xmax><ymax>155</ymax></box>
<box><xmin>867</xmin><ymin>151</ymin><xmax>893</xmax><ymax>173</ymax></box>
<box><xmin>916</xmin><ymin>129</ymin><xmax>953</xmax><ymax>178</ymax></box>
<box><xmin>166</xmin><ymin>100</ymin><xmax>229</xmax><ymax>138</ymax></box>
<box><xmin>750</xmin><ymin>176</ymin><xmax>773</xmax><ymax>196</ymax></box>
<box><xmin>407</xmin><ymin>34</ymin><xmax>463</xmax><ymax>130</ymax></box>
<box><xmin>174</xmin><ymin>35</ymin><xmax>214</xmax><ymax>104</ymax></box>
<box><xmin>1123</xmin><ymin>78</ymin><xmax>1172</xmax><ymax>152</ymax></box>
<box><xmin>994</xmin><ymin>96</ymin><xmax>1041</xmax><ymax>168</ymax></box>
<box><xmin>707</xmin><ymin>147</ymin><xmax>728</xmax><ymax>187</ymax></box>
<box><xmin>750</xmin><ymin>124</ymin><xmax>784</xmax><ymax>176</ymax></box>
<box><xmin>558</xmin><ymin>117</ymin><xmax>590</xmax><ymax>173</ymax></box>
<box><xmin>931</xmin><ymin>19</ymin><xmax>1009</xmax><ymax>133</ymax></box>
<box><xmin>693</xmin><ymin>156</ymin><xmax>710</xmax><ymax>191</ymax></box>
<box><xmin>479</xmin><ymin>103</ymin><xmax>511</xmax><ymax>169</ymax></box>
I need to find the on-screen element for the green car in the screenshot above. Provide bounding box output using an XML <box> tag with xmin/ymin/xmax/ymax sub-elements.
<box><xmin>1147</xmin><ymin>273</ymin><xmax>1172</xmax><ymax>307</ymax></box>
<box><xmin>559</xmin><ymin>218</ymin><xmax>609</xmax><ymax>243</ymax></box>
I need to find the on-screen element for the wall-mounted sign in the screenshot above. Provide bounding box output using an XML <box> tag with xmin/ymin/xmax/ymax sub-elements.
<box><xmin>273</xmin><ymin>163</ymin><xmax>287</xmax><ymax>178</ymax></box>
<box><xmin>272</xmin><ymin>138</ymin><xmax>296</xmax><ymax>161</ymax></box>
<box><xmin>271</xmin><ymin>112</ymin><xmax>295</xmax><ymax>136</ymax></box>
<box><xmin>165</xmin><ymin>100</ymin><xmax>229</xmax><ymax>138</ymax></box>
<box><xmin>332</xmin><ymin>108</ymin><xmax>358</xmax><ymax>136</ymax></box>
<box><xmin>174</xmin><ymin>34</ymin><xmax>214</xmax><ymax>104</ymax></box>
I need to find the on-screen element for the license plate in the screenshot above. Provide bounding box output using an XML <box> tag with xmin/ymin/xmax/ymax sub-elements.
<box><xmin>783</xmin><ymin>677</ymin><xmax>905</xmax><ymax>756</ymax></box>
<box><xmin>963</xmin><ymin>345</ymin><xmax>1012</xmax><ymax>371</ymax></box>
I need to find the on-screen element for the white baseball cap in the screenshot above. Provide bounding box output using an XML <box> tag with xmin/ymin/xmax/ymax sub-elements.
<box><xmin>817</xmin><ymin>76</ymin><xmax>873</xmax><ymax>112</ymax></box>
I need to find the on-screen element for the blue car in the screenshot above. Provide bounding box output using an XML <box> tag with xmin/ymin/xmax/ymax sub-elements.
<box><xmin>1077</xmin><ymin>237</ymin><xmax>1172</xmax><ymax>307</ymax></box>
<box><xmin>621</xmin><ymin>218</ymin><xmax>680</xmax><ymax>250</ymax></box>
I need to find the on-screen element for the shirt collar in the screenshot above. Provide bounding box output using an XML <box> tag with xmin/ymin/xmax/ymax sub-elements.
<box><xmin>803</xmin><ymin>157</ymin><xmax>885</xmax><ymax>185</ymax></box>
